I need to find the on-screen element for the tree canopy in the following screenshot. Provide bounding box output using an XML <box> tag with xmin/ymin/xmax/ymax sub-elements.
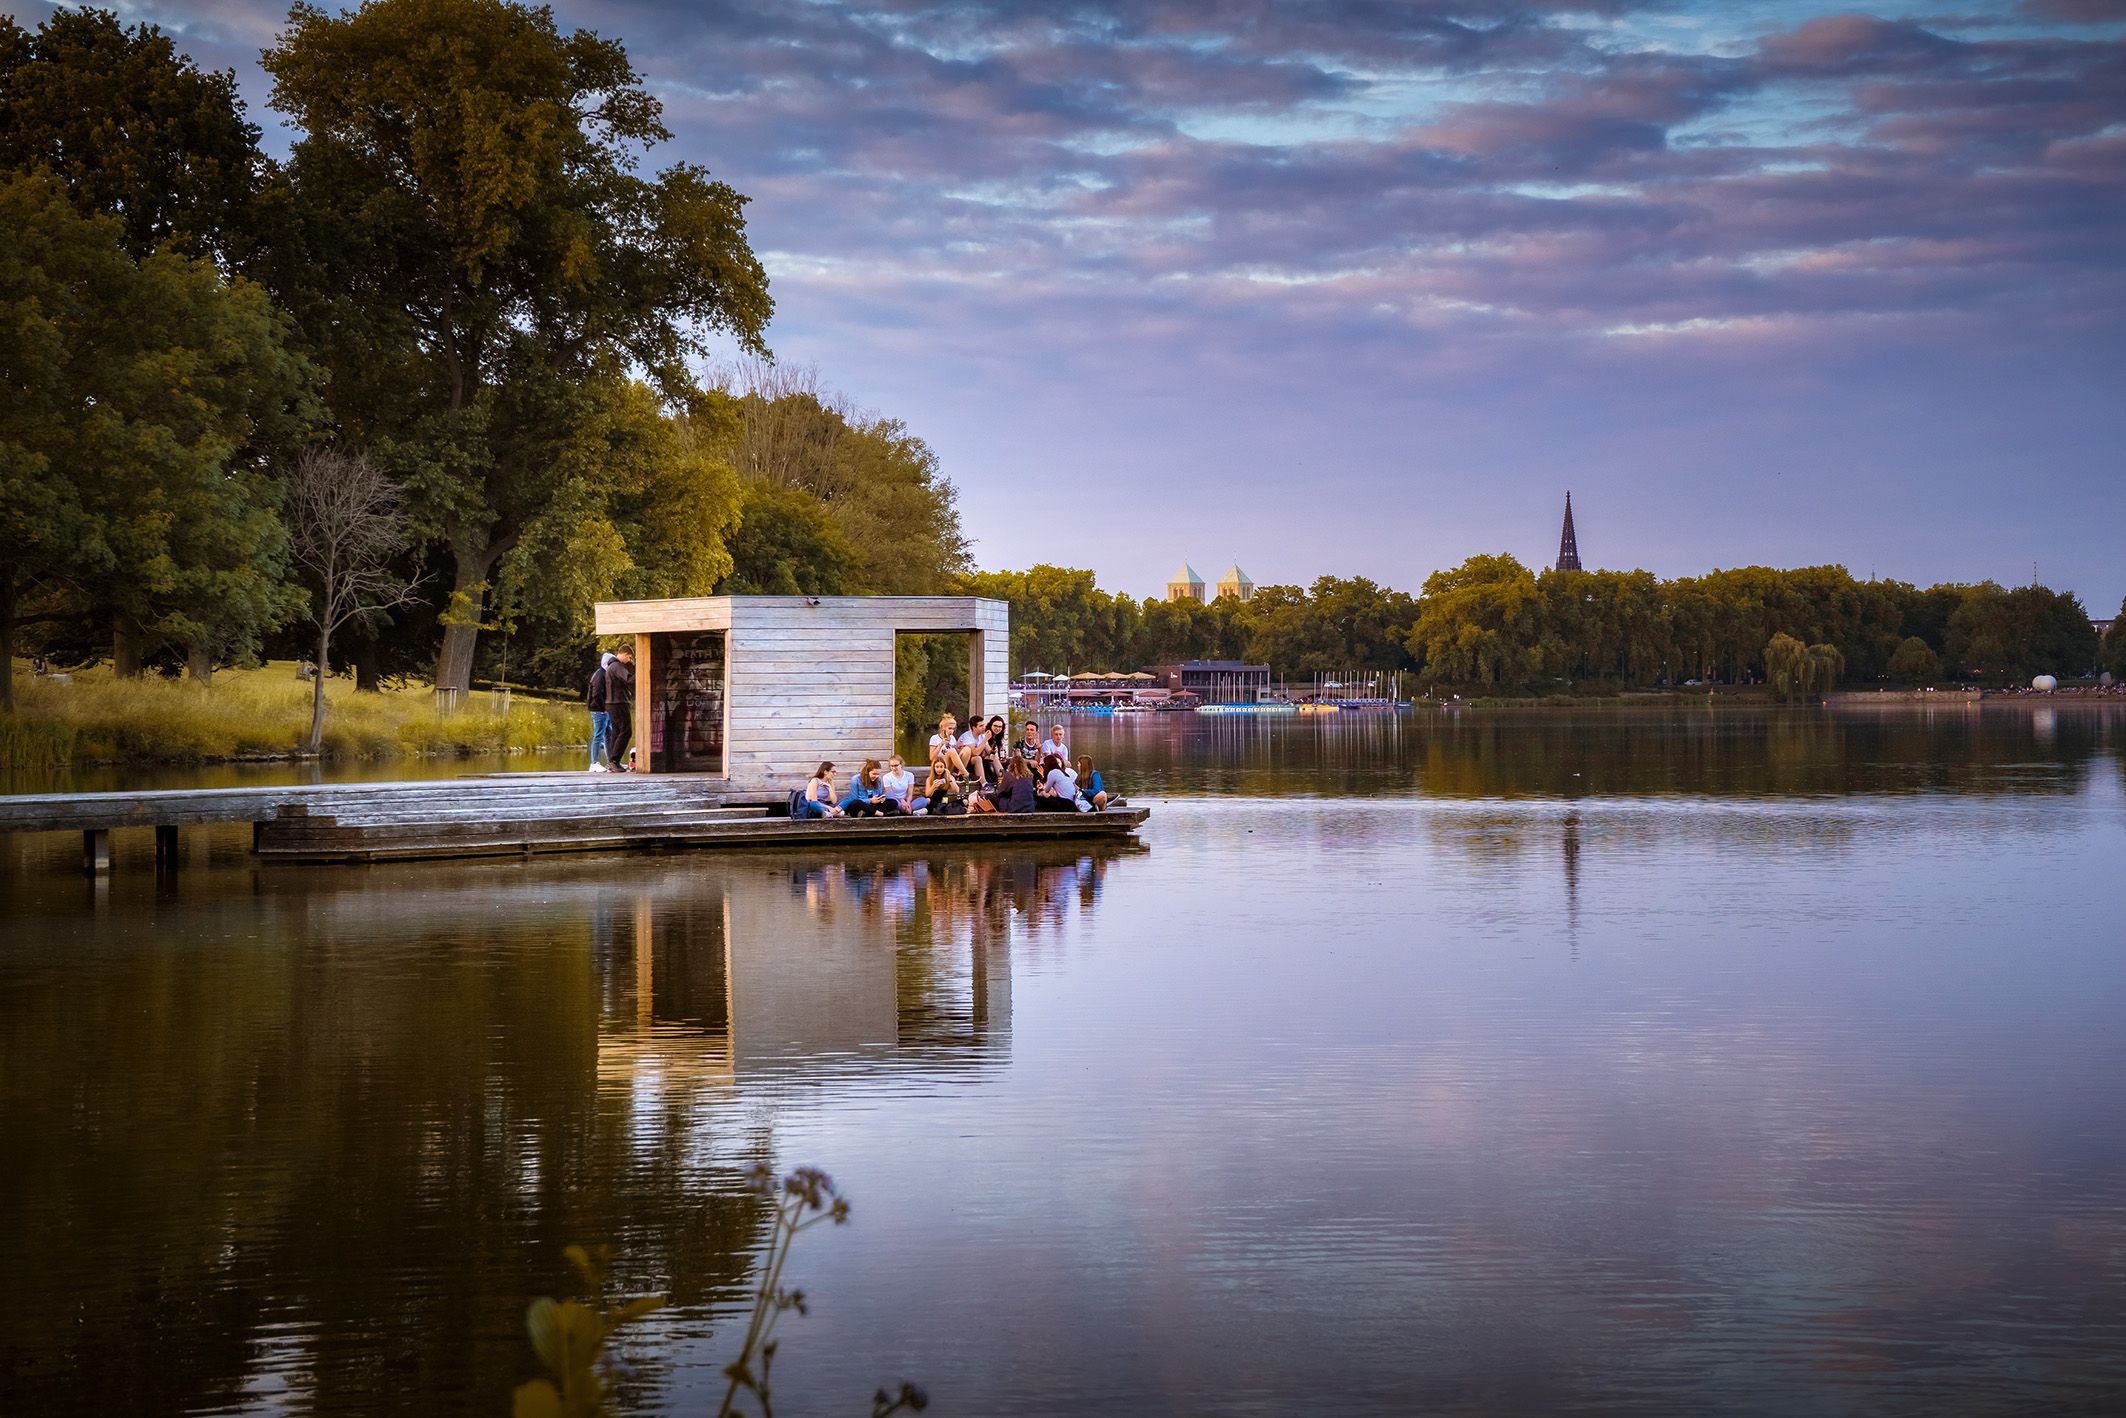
<box><xmin>0</xmin><ymin>172</ymin><xmax>314</xmax><ymax>707</ymax></box>
<box><xmin>0</xmin><ymin>7</ymin><xmax>265</xmax><ymax>265</ymax></box>
<box><xmin>264</xmin><ymin>0</ymin><xmax>773</xmax><ymax>689</ymax></box>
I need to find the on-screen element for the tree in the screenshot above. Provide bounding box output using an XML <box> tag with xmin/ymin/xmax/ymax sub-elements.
<box><xmin>1408</xmin><ymin>554</ymin><xmax>1548</xmax><ymax>687</ymax></box>
<box><xmin>1766</xmin><ymin>633</ymin><xmax>1841</xmax><ymax>702</ymax></box>
<box><xmin>702</xmin><ymin>366</ymin><xmax>968</xmax><ymax>595</ymax></box>
<box><xmin>1238</xmin><ymin>576</ymin><xmax>1417</xmax><ymax>678</ymax></box>
<box><xmin>719</xmin><ymin>484</ymin><xmax>859</xmax><ymax>596</ymax></box>
<box><xmin>265</xmin><ymin>0</ymin><xmax>772</xmax><ymax>691</ymax></box>
<box><xmin>0</xmin><ymin>173</ymin><xmax>312</xmax><ymax>709</ymax></box>
<box><xmin>1765</xmin><ymin>633</ymin><xmax>1810</xmax><ymax>703</ymax></box>
<box><xmin>0</xmin><ymin>8</ymin><xmax>266</xmax><ymax>265</ymax></box>
<box><xmin>286</xmin><ymin>448</ymin><xmax>424</xmax><ymax>751</ymax></box>
<box><xmin>2105</xmin><ymin>598</ymin><xmax>2126</xmax><ymax>682</ymax></box>
<box><xmin>491</xmin><ymin>378</ymin><xmax>743</xmax><ymax>687</ymax></box>
<box><xmin>1885</xmin><ymin>635</ymin><xmax>1942</xmax><ymax>685</ymax></box>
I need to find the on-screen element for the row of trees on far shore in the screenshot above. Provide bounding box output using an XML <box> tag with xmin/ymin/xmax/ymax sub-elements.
<box><xmin>973</xmin><ymin>560</ymin><xmax>2122</xmax><ymax>693</ymax></box>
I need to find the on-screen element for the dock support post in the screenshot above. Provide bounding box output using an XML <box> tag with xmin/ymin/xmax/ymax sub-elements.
<box><xmin>82</xmin><ymin>828</ymin><xmax>111</xmax><ymax>875</ymax></box>
<box><xmin>154</xmin><ymin>824</ymin><xmax>179</xmax><ymax>868</ymax></box>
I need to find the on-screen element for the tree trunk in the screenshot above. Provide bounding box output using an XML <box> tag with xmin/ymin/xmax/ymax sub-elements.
<box><xmin>306</xmin><ymin>624</ymin><xmax>329</xmax><ymax>754</ymax></box>
<box><xmin>353</xmin><ymin>638</ymin><xmax>381</xmax><ymax>693</ymax></box>
<box><xmin>0</xmin><ymin>564</ymin><xmax>14</xmax><ymax>713</ymax></box>
<box><xmin>187</xmin><ymin>642</ymin><xmax>214</xmax><ymax>686</ymax></box>
<box><xmin>432</xmin><ymin>543</ymin><xmax>503</xmax><ymax>693</ymax></box>
<box><xmin>112</xmin><ymin>619</ymin><xmax>144</xmax><ymax>679</ymax></box>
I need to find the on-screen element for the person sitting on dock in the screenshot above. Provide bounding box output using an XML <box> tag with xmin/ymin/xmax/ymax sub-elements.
<box><xmin>992</xmin><ymin>755</ymin><xmax>1038</xmax><ymax>813</ymax></box>
<box><xmin>922</xmin><ymin>750</ymin><xmax>969</xmax><ymax>815</ymax></box>
<box><xmin>1016</xmin><ymin>720</ymin><xmax>1045</xmax><ymax>771</ymax></box>
<box><xmin>1036</xmin><ymin>755</ymin><xmax>1089</xmax><ymax>812</ymax></box>
<box><xmin>979</xmin><ymin>715</ymin><xmax>1011</xmax><ymax>781</ymax></box>
<box><xmin>954</xmin><ymin>715</ymin><xmax>995</xmax><ymax>787</ymax></box>
<box><xmin>794</xmin><ymin>762</ymin><xmax>845</xmax><ymax>819</ymax></box>
<box><xmin>929</xmin><ymin>715</ymin><xmax>976</xmax><ymax>779</ymax></box>
<box><xmin>877</xmin><ymin>755</ymin><xmax>918</xmax><ymax>815</ymax></box>
<box><xmin>1075</xmin><ymin>756</ymin><xmax>1111</xmax><ymax>812</ymax></box>
<box><xmin>1044</xmin><ymin>722</ymin><xmax>1071</xmax><ymax>765</ymax></box>
<box><xmin>839</xmin><ymin>760</ymin><xmax>899</xmax><ymax>816</ymax></box>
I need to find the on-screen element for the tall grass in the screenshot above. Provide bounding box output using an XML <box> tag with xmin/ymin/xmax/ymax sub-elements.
<box><xmin>2</xmin><ymin>660</ymin><xmax>583</xmax><ymax>768</ymax></box>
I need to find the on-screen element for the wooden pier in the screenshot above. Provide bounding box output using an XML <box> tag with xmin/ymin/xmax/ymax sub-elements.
<box><xmin>0</xmin><ymin>775</ymin><xmax>1148</xmax><ymax>871</ymax></box>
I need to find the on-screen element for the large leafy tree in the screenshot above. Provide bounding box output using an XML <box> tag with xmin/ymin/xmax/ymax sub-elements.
<box><xmin>705</xmin><ymin>376</ymin><xmax>968</xmax><ymax>596</ymax></box>
<box><xmin>1408</xmin><ymin>554</ymin><xmax>1548</xmax><ymax>686</ymax></box>
<box><xmin>0</xmin><ymin>174</ymin><xmax>313</xmax><ymax>708</ymax></box>
<box><xmin>492</xmin><ymin>378</ymin><xmax>744</xmax><ymax>687</ymax></box>
<box><xmin>1239</xmin><ymin>576</ymin><xmax>1417</xmax><ymax>678</ymax></box>
<box><xmin>0</xmin><ymin>7</ymin><xmax>265</xmax><ymax>266</ymax></box>
<box><xmin>264</xmin><ymin>0</ymin><xmax>772</xmax><ymax>690</ymax></box>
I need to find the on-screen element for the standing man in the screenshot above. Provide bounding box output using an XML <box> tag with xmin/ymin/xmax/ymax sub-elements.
<box><xmin>603</xmin><ymin>646</ymin><xmax>636</xmax><ymax>771</ymax></box>
<box><xmin>585</xmin><ymin>651</ymin><xmax>613</xmax><ymax>772</ymax></box>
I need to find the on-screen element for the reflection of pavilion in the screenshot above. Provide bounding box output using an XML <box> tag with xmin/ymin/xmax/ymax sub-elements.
<box><xmin>591</xmin><ymin>845</ymin><xmax>1136</xmax><ymax>1089</ymax></box>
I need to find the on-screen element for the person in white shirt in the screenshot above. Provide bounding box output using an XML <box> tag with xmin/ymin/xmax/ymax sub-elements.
<box><xmin>955</xmin><ymin>722</ymin><xmax>991</xmax><ymax>785</ymax></box>
<box><xmin>1044</xmin><ymin>723</ymin><xmax>1070</xmax><ymax>766</ymax></box>
<box><xmin>877</xmin><ymin>755</ymin><xmax>917</xmax><ymax>814</ymax></box>
<box><xmin>1037</xmin><ymin>755</ymin><xmax>1087</xmax><ymax>812</ymax></box>
<box><xmin>927</xmin><ymin>714</ymin><xmax>973</xmax><ymax>776</ymax></box>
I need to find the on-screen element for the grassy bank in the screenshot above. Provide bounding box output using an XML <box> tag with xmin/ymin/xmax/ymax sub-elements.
<box><xmin>2</xmin><ymin>661</ymin><xmax>582</xmax><ymax>768</ymax></box>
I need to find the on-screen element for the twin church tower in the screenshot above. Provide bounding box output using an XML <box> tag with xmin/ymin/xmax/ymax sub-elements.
<box><xmin>1166</xmin><ymin>495</ymin><xmax>1584</xmax><ymax>602</ymax></box>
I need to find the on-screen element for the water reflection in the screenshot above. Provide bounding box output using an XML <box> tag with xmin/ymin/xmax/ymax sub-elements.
<box><xmin>1072</xmin><ymin>704</ymin><xmax>2115</xmax><ymax>800</ymax></box>
<box><xmin>0</xmin><ymin>842</ymin><xmax>1136</xmax><ymax>1415</ymax></box>
<box><xmin>4</xmin><ymin>711</ymin><xmax>2124</xmax><ymax>1416</ymax></box>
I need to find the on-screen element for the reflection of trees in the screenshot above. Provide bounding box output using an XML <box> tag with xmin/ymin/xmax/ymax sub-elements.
<box><xmin>0</xmin><ymin>844</ymin><xmax>1138</xmax><ymax>1414</ymax></box>
<box><xmin>1071</xmin><ymin>708</ymin><xmax>2105</xmax><ymax>801</ymax></box>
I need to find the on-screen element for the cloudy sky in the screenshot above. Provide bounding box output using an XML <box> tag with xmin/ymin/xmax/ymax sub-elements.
<box><xmin>17</xmin><ymin>0</ymin><xmax>2124</xmax><ymax>602</ymax></box>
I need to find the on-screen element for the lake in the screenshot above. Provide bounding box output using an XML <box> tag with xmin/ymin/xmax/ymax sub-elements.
<box><xmin>3</xmin><ymin>707</ymin><xmax>2124</xmax><ymax>1416</ymax></box>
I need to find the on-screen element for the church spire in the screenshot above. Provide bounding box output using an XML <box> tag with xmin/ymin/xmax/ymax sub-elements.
<box><xmin>1555</xmin><ymin>492</ymin><xmax>1582</xmax><ymax>572</ymax></box>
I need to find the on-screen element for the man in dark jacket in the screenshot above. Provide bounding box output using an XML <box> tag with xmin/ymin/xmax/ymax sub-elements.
<box><xmin>585</xmin><ymin>653</ymin><xmax>612</xmax><ymax>771</ymax></box>
<box><xmin>602</xmin><ymin>647</ymin><xmax>636</xmax><ymax>771</ymax></box>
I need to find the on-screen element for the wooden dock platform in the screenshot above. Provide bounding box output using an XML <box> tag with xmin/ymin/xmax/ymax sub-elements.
<box><xmin>0</xmin><ymin>774</ymin><xmax>1148</xmax><ymax>870</ymax></box>
<box><xmin>256</xmin><ymin>802</ymin><xmax>1151</xmax><ymax>863</ymax></box>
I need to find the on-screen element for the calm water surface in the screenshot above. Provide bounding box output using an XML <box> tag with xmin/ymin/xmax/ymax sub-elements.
<box><xmin>4</xmin><ymin>708</ymin><xmax>2124</xmax><ymax>1416</ymax></box>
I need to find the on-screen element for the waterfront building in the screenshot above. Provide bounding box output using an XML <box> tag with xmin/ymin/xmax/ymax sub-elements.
<box><xmin>592</xmin><ymin>594</ymin><xmax>1009</xmax><ymax>791</ymax></box>
<box><xmin>1154</xmin><ymin>659</ymin><xmax>1273</xmax><ymax>704</ymax></box>
<box><xmin>1166</xmin><ymin>563</ymin><xmax>1206</xmax><ymax>603</ymax></box>
<box><xmin>1215</xmin><ymin>563</ymin><xmax>1256</xmax><ymax>602</ymax></box>
<box><xmin>1556</xmin><ymin>492</ymin><xmax>1583</xmax><ymax>572</ymax></box>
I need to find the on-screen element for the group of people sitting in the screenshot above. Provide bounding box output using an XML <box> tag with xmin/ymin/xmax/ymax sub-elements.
<box><xmin>792</xmin><ymin>715</ymin><xmax>1122</xmax><ymax>820</ymax></box>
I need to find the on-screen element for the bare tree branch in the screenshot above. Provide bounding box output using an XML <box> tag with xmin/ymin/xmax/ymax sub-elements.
<box><xmin>286</xmin><ymin>447</ymin><xmax>429</xmax><ymax>752</ymax></box>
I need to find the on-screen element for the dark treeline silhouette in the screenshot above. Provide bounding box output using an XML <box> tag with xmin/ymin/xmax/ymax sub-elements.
<box><xmin>971</xmin><ymin>557</ymin><xmax>2118</xmax><ymax>692</ymax></box>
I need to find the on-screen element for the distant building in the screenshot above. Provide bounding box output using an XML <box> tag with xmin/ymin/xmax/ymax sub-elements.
<box><xmin>1215</xmin><ymin>563</ymin><xmax>1256</xmax><ymax>602</ymax></box>
<box><xmin>1154</xmin><ymin>659</ymin><xmax>1272</xmax><ymax>704</ymax></box>
<box><xmin>1555</xmin><ymin>492</ymin><xmax>1582</xmax><ymax>573</ymax></box>
<box><xmin>2096</xmin><ymin>618</ymin><xmax>2116</xmax><ymax>640</ymax></box>
<box><xmin>1166</xmin><ymin>562</ymin><xmax>1206</xmax><ymax>603</ymax></box>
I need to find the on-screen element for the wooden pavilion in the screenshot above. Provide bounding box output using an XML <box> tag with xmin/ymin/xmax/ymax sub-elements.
<box><xmin>592</xmin><ymin>595</ymin><xmax>1010</xmax><ymax>794</ymax></box>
